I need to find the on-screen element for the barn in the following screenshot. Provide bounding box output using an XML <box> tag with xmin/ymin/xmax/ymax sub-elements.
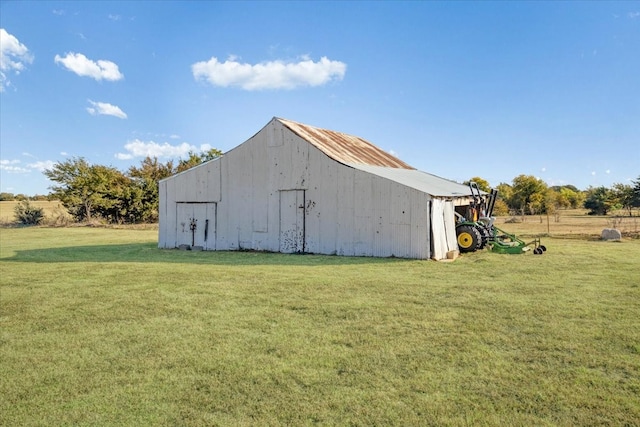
<box><xmin>158</xmin><ymin>117</ymin><xmax>474</xmax><ymax>260</ymax></box>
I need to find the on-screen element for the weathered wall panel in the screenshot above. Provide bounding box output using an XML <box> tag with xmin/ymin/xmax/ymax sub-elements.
<box><xmin>410</xmin><ymin>190</ymin><xmax>430</xmax><ymax>259</ymax></box>
<box><xmin>335</xmin><ymin>162</ymin><xmax>356</xmax><ymax>256</ymax></box>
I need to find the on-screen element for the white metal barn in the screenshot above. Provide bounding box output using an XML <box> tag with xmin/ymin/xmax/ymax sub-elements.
<box><xmin>158</xmin><ymin>117</ymin><xmax>474</xmax><ymax>260</ymax></box>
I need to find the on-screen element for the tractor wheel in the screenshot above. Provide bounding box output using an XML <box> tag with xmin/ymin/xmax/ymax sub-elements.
<box><xmin>540</xmin><ymin>245</ymin><xmax>547</xmax><ymax>252</ymax></box>
<box><xmin>456</xmin><ymin>225</ymin><xmax>481</xmax><ymax>253</ymax></box>
<box><xmin>475</xmin><ymin>224</ymin><xmax>491</xmax><ymax>249</ymax></box>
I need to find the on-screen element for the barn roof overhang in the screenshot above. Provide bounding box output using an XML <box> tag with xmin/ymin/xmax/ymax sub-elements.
<box><xmin>347</xmin><ymin>164</ymin><xmax>475</xmax><ymax>198</ymax></box>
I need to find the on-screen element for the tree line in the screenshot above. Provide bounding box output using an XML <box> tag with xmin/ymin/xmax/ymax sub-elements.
<box><xmin>466</xmin><ymin>175</ymin><xmax>640</xmax><ymax>217</ymax></box>
<box><xmin>3</xmin><ymin>156</ymin><xmax>639</xmax><ymax>225</ymax></box>
<box><xmin>3</xmin><ymin>148</ymin><xmax>222</xmax><ymax>225</ymax></box>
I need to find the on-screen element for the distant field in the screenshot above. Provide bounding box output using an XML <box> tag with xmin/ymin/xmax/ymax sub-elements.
<box><xmin>494</xmin><ymin>209</ymin><xmax>640</xmax><ymax>239</ymax></box>
<box><xmin>1</xmin><ymin>226</ymin><xmax>639</xmax><ymax>426</ymax></box>
<box><xmin>0</xmin><ymin>200</ymin><xmax>69</xmax><ymax>225</ymax></box>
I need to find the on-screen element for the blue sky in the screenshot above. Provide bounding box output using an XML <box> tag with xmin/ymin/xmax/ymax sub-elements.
<box><xmin>1</xmin><ymin>1</ymin><xmax>638</xmax><ymax>196</ymax></box>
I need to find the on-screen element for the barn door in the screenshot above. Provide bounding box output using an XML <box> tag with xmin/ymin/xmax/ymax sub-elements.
<box><xmin>279</xmin><ymin>190</ymin><xmax>305</xmax><ymax>253</ymax></box>
<box><xmin>176</xmin><ymin>203</ymin><xmax>216</xmax><ymax>249</ymax></box>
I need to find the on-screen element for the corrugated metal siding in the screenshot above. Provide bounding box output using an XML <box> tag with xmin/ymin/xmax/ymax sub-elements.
<box><xmin>335</xmin><ymin>161</ymin><xmax>356</xmax><ymax>256</ymax></box>
<box><xmin>278</xmin><ymin>118</ymin><xmax>414</xmax><ymax>170</ymax></box>
<box><xmin>172</xmin><ymin>160</ymin><xmax>221</xmax><ymax>202</ymax></box>
<box><xmin>410</xmin><ymin>190</ymin><xmax>431</xmax><ymax>259</ymax></box>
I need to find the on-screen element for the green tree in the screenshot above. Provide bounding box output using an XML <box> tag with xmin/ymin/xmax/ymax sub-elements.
<box><xmin>463</xmin><ymin>177</ymin><xmax>491</xmax><ymax>192</ymax></box>
<box><xmin>43</xmin><ymin>147</ymin><xmax>222</xmax><ymax>224</ymax></box>
<box><xmin>495</xmin><ymin>183</ymin><xmax>513</xmax><ymax>212</ymax></box>
<box><xmin>559</xmin><ymin>186</ymin><xmax>584</xmax><ymax>209</ymax></box>
<box><xmin>510</xmin><ymin>175</ymin><xmax>548</xmax><ymax>215</ymax></box>
<box><xmin>492</xmin><ymin>198</ymin><xmax>510</xmax><ymax>216</ymax></box>
<box><xmin>553</xmin><ymin>188</ymin><xmax>572</xmax><ymax>210</ymax></box>
<box><xmin>90</xmin><ymin>166</ymin><xmax>137</xmax><ymax>223</ymax></box>
<box><xmin>176</xmin><ymin>148</ymin><xmax>223</xmax><ymax>173</ymax></box>
<box><xmin>44</xmin><ymin>157</ymin><xmax>129</xmax><ymax>222</ymax></box>
<box><xmin>632</xmin><ymin>176</ymin><xmax>640</xmax><ymax>209</ymax></box>
<box><xmin>584</xmin><ymin>186</ymin><xmax>617</xmax><ymax>215</ymax></box>
<box><xmin>14</xmin><ymin>200</ymin><xmax>44</xmax><ymax>225</ymax></box>
<box><xmin>0</xmin><ymin>192</ymin><xmax>15</xmax><ymax>201</ymax></box>
<box><xmin>611</xmin><ymin>183</ymin><xmax>636</xmax><ymax>216</ymax></box>
<box><xmin>128</xmin><ymin>157</ymin><xmax>176</xmax><ymax>222</ymax></box>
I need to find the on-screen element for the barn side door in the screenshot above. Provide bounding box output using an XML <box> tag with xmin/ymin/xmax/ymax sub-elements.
<box><xmin>176</xmin><ymin>202</ymin><xmax>216</xmax><ymax>249</ymax></box>
<box><xmin>279</xmin><ymin>190</ymin><xmax>305</xmax><ymax>253</ymax></box>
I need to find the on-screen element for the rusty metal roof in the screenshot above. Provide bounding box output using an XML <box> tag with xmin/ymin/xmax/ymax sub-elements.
<box><xmin>278</xmin><ymin>118</ymin><xmax>415</xmax><ymax>170</ymax></box>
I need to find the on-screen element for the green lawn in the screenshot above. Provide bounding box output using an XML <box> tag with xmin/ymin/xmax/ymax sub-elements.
<box><xmin>1</xmin><ymin>227</ymin><xmax>639</xmax><ymax>426</ymax></box>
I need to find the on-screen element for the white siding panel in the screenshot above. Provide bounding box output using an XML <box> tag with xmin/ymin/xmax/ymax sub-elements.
<box><xmin>279</xmin><ymin>190</ymin><xmax>305</xmax><ymax>253</ymax></box>
<box><xmin>388</xmin><ymin>223</ymin><xmax>412</xmax><ymax>258</ymax></box>
<box><xmin>251</xmin><ymin>132</ymin><xmax>269</xmax><ymax>233</ymax></box>
<box><xmin>386</xmin><ymin>182</ymin><xmax>413</xmax><ymax>258</ymax></box>
<box><xmin>303</xmin><ymin>147</ymin><xmax>338</xmax><ymax>255</ymax></box>
<box><xmin>353</xmin><ymin>170</ymin><xmax>373</xmax><ymax>256</ymax></box>
<box><xmin>317</xmin><ymin>157</ymin><xmax>340</xmax><ymax>255</ymax></box>
<box><xmin>173</xmin><ymin>161</ymin><xmax>221</xmax><ymax>203</ymax></box>
<box><xmin>280</xmin><ymin>131</ymin><xmax>309</xmax><ymax>190</ymax></box>
<box><xmin>410</xmin><ymin>190</ymin><xmax>430</xmax><ymax>259</ymax></box>
<box><xmin>228</xmin><ymin>142</ymin><xmax>253</xmax><ymax>249</ymax></box>
<box><xmin>372</xmin><ymin>176</ymin><xmax>390</xmax><ymax>257</ymax></box>
<box><xmin>216</xmin><ymin>157</ymin><xmax>232</xmax><ymax>250</ymax></box>
<box><xmin>336</xmin><ymin>165</ymin><xmax>356</xmax><ymax>256</ymax></box>
<box><xmin>159</xmin><ymin>178</ymin><xmax>178</xmax><ymax>248</ymax></box>
<box><xmin>175</xmin><ymin>203</ymin><xmax>216</xmax><ymax>249</ymax></box>
<box><xmin>158</xmin><ymin>180</ymin><xmax>169</xmax><ymax>247</ymax></box>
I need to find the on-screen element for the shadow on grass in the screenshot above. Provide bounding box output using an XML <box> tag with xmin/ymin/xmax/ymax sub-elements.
<box><xmin>1</xmin><ymin>243</ymin><xmax>414</xmax><ymax>266</ymax></box>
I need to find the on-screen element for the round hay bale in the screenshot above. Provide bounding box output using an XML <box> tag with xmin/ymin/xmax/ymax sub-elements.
<box><xmin>601</xmin><ymin>228</ymin><xmax>622</xmax><ymax>241</ymax></box>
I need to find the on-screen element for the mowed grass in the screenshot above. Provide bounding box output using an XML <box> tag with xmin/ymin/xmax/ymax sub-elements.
<box><xmin>1</xmin><ymin>227</ymin><xmax>639</xmax><ymax>426</ymax></box>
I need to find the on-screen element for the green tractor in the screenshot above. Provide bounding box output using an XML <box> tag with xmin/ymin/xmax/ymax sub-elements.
<box><xmin>455</xmin><ymin>182</ymin><xmax>547</xmax><ymax>255</ymax></box>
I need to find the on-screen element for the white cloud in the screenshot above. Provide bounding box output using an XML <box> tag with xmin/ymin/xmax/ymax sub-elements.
<box><xmin>0</xmin><ymin>28</ymin><xmax>34</xmax><ymax>92</ymax></box>
<box><xmin>0</xmin><ymin>159</ymin><xmax>30</xmax><ymax>174</ymax></box>
<box><xmin>192</xmin><ymin>55</ymin><xmax>347</xmax><ymax>90</ymax></box>
<box><xmin>27</xmin><ymin>160</ymin><xmax>56</xmax><ymax>171</ymax></box>
<box><xmin>87</xmin><ymin>100</ymin><xmax>127</xmax><ymax>119</ymax></box>
<box><xmin>108</xmin><ymin>14</ymin><xmax>121</xmax><ymax>21</ymax></box>
<box><xmin>1</xmin><ymin>158</ymin><xmax>57</xmax><ymax>174</ymax></box>
<box><xmin>54</xmin><ymin>52</ymin><xmax>124</xmax><ymax>81</ymax></box>
<box><xmin>629</xmin><ymin>11</ymin><xmax>640</xmax><ymax>19</ymax></box>
<box><xmin>115</xmin><ymin>139</ymin><xmax>211</xmax><ymax>160</ymax></box>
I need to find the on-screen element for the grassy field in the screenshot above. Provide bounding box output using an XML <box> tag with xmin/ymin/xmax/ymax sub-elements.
<box><xmin>0</xmin><ymin>200</ymin><xmax>71</xmax><ymax>226</ymax></box>
<box><xmin>1</xmin><ymin>226</ymin><xmax>639</xmax><ymax>426</ymax></box>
